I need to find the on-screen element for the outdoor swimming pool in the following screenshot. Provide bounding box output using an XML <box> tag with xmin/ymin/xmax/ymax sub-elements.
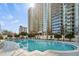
<box><xmin>15</xmin><ymin>39</ymin><xmax>77</xmax><ymax>51</ymax></box>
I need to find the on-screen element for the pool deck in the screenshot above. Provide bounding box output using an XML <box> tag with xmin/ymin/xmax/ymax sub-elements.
<box><xmin>0</xmin><ymin>41</ymin><xmax>79</xmax><ymax>56</ymax></box>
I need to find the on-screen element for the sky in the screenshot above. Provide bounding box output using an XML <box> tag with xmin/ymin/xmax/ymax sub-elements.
<box><xmin>0</xmin><ymin>3</ymin><xmax>30</xmax><ymax>33</ymax></box>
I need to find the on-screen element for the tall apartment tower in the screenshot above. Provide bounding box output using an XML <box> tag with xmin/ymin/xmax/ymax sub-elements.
<box><xmin>63</xmin><ymin>3</ymin><xmax>75</xmax><ymax>34</ymax></box>
<box><xmin>28</xmin><ymin>3</ymin><xmax>52</xmax><ymax>35</ymax></box>
<box><xmin>62</xmin><ymin>3</ymin><xmax>79</xmax><ymax>36</ymax></box>
<box><xmin>63</xmin><ymin>3</ymin><xmax>79</xmax><ymax>35</ymax></box>
<box><xmin>28</xmin><ymin>3</ymin><xmax>43</xmax><ymax>34</ymax></box>
<box><xmin>75</xmin><ymin>4</ymin><xmax>79</xmax><ymax>35</ymax></box>
<box><xmin>28</xmin><ymin>3</ymin><xmax>79</xmax><ymax>36</ymax></box>
<box><xmin>36</xmin><ymin>3</ymin><xmax>43</xmax><ymax>34</ymax></box>
<box><xmin>51</xmin><ymin>3</ymin><xmax>79</xmax><ymax>36</ymax></box>
<box><xmin>51</xmin><ymin>3</ymin><xmax>79</xmax><ymax>35</ymax></box>
<box><xmin>42</xmin><ymin>3</ymin><xmax>49</xmax><ymax>34</ymax></box>
<box><xmin>43</xmin><ymin>3</ymin><xmax>52</xmax><ymax>35</ymax></box>
<box><xmin>28</xmin><ymin>8</ymin><xmax>34</xmax><ymax>34</ymax></box>
<box><xmin>51</xmin><ymin>3</ymin><xmax>64</xmax><ymax>35</ymax></box>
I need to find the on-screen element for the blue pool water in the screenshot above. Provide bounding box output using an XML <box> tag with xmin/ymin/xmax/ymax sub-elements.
<box><xmin>15</xmin><ymin>39</ymin><xmax>77</xmax><ymax>51</ymax></box>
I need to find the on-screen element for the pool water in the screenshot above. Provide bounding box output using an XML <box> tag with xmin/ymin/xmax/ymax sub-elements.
<box><xmin>15</xmin><ymin>39</ymin><xmax>77</xmax><ymax>51</ymax></box>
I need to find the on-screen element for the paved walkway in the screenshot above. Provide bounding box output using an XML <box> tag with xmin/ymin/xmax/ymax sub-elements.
<box><xmin>0</xmin><ymin>49</ymin><xmax>59</xmax><ymax>56</ymax></box>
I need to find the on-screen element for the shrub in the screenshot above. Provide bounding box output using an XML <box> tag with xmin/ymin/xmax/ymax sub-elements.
<box><xmin>19</xmin><ymin>32</ymin><xmax>28</xmax><ymax>36</ymax></box>
<box><xmin>65</xmin><ymin>33</ymin><xmax>75</xmax><ymax>41</ymax></box>
<box><xmin>54</xmin><ymin>34</ymin><xmax>62</xmax><ymax>40</ymax></box>
<box><xmin>14</xmin><ymin>34</ymin><xmax>20</xmax><ymax>37</ymax></box>
<box><xmin>28</xmin><ymin>34</ymin><xmax>35</xmax><ymax>37</ymax></box>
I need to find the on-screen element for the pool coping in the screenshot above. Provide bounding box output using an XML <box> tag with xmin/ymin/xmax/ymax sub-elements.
<box><xmin>43</xmin><ymin>41</ymin><xmax>79</xmax><ymax>54</ymax></box>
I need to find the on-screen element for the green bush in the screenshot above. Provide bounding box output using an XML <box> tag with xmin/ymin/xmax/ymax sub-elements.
<box><xmin>14</xmin><ymin>34</ymin><xmax>20</xmax><ymax>37</ymax></box>
<box><xmin>28</xmin><ymin>34</ymin><xmax>35</xmax><ymax>37</ymax></box>
<box><xmin>54</xmin><ymin>34</ymin><xmax>62</xmax><ymax>40</ymax></box>
<box><xmin>65</xmin><ymin>33</ymin><xmax>75</xmax><ymax>41</ymax></box>
<box><xmin>19</xmin><ymin>32</ymin><xmax>28</xmax><ymax>36</ymax></box>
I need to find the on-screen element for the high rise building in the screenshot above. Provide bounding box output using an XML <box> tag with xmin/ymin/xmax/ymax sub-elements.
<box><xmin>63</xmin><ymin>3</ymin><xmax>75</xmax><ymax>34</ymax></box>
<box><xmin>51</xmin><ymin>3</ymin><xmax>64</xmax><ymax>34</ymax></box>
<box><xmin>75</xmin><ymin>4</ymin><xmax>79</xmax><ymax>35</ymax></box>
<box><xmin>47</xmin><ymin>4</ymin><xmax>52</xmax><ymax>34</ymax></box>
<box><xmin>28</xmin><ymin>3</ymin><xmax>79</xmax><ymax>37</ymax></box>
<box><xmin>28</xmin><ymin>3</ymin><xmax>52</xmax><ymax>35</ymax></box>
<box><xmin>35</xmin><ymin>3</ymin><xmax>43</xmax><ymax>34</ymax></box>
<box><xmin>63</xmin><ymin>3</ymin><xmax>79</xmax><ymax>36</ymax></box>
<box><xmin>28</xmin><ymin>3</ymin><xmax>43</xmax><ymax>34</ymax></box>
<box><xmin>51</xmin><ymin>3</ymin><xmax>79</xmax><ymax>36</ymax></box>
<box><xmin>28</xmin><ymin>7</ymin><xmax>35</xmax><ymax>34</ymax></box>
<box><xmin>42</xmin><ymin>3</ymin><xmax>49</xmax><ymax>34</ymax></box>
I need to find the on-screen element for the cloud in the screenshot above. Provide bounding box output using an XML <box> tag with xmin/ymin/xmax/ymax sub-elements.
<box><xmin>12</xmin><ymin>19</ymin><xmax>19</xmax><ymax>24</ymax></box>
<box><xmin>2</xmin><ymin>14</ymin><xmax>14</xmax><ymax>20</ymax></box>
<box><xmin>20</xmin><ymin>23</ymin><xmax>23</xmax><ymax>26</ymax></box>
<box><xmin>7</xmin><ymin>14</ymin><xmax>14</xmax><ymax>19</ymax></box>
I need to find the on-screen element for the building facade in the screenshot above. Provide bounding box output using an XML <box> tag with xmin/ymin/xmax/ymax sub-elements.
<box><xmin>51</xmin><ymin>3</ymin><xmax>64</xmax><ymax>35</ymax></box>
<box><xmin>28</xmin><ymin>7</ymin><xmax>36</xmax><ymax>34</ymax></box>
<box><xmin>51</xmin><ymin>3</ymin><xmax>79</xmax><ymax>35</ymax></box>
<box><xmin>19</xmin><ymin>26</ymin><xmax>27</xmax><ymax>33</ymax></box>
<box><xmin>64</xmin><ymin>3</ymin><xmax>75</xmax><ymax>35</ymax></box>
<box><xmin>28</xmin><ymin>4</ymin><xmax>43</xmax><ymax>34</ymax></box>
<box><xmin>28</xmin><ymin>3</ymin><xmax>52</xmax><ymax>35</ymax></box>
<box><xmin>74</xmin><ymin>4</ymin><xmax>79</xmax><ymax>35</ymax></box>
<box><xmin>28</xmin><ymin>3</ymin><xmax>79</xmax><ymax>37</ymax></box>
<box><xmin>43</xmin><ymin>3</ymin><xmax>49</xmax><ymax>34</ymax></box>
<box><xmin>63</xmin><ymin>3</ymin><xmax>79</xmax><ymax>35</ymax></box>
